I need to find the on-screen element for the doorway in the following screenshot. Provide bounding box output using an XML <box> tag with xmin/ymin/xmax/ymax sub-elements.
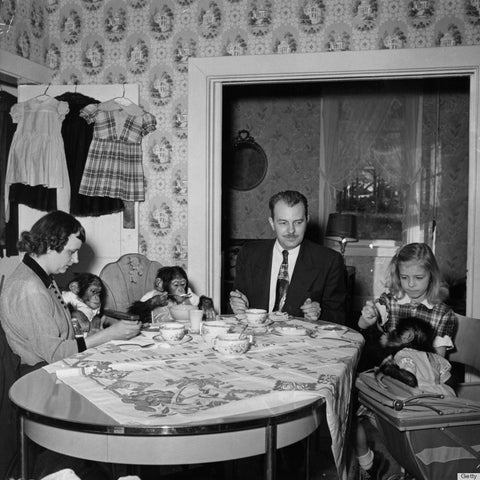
<box><xmin>220</xmin><ymin>78</ymin><xmax>469</xmax><ymax>314</ymax></box>
<box><xmin>187</xmin><ymin>46</ymin><xmax>480</xmax><ymax>316</ymax></box>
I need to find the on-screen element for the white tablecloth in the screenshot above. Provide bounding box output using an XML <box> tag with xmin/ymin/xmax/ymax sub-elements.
<box><xmin>45</xmin><ymin>318</ymin><xmax>364</xmax><ymax>479</ymax></box>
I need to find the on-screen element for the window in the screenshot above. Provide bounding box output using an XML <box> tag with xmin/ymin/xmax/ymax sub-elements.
<box><xmin>321</xmin><ymin>79</ymin><xmax>468</xmax><ymax>247</ymax></box>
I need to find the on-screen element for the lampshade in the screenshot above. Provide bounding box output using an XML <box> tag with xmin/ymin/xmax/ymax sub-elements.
<box><xmin>325</xmin><ymin>213</ymin><xmax>358</xmax><ymax>244</ymax></box>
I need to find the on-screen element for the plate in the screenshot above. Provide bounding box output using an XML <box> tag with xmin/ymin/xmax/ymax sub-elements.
<box><xmin>113</xmin><ymin>341</ymin><xmax>155</xmax><ymax>350</ymax></box>
<box><xmin>153</xmin><ymin>334</ymin><xmax>192</xmax><ymax>346</ymax></box>
<box><xmin>142</xmin><ymin>325</ymin><xmax>160</xmax><ymax>332</ymax></box>
<box><xmin>273</xmin><ymin>326</ymin><xmax>309</xmax><ymax>336</ymax></box>
<box><xmin>318</xmin><ymin>325</ymin><xmax>346</xmax><ymax>332</ymax></box>
<box><xmin>268</xmin><ymin>312</ymin><xmax>289</xmax><ymax>322</ymax></box>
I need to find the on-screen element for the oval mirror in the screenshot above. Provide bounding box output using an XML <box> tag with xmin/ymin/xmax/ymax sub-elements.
<box><xmin>227</xmin><ymin>130</ymin><xmax>268</xmax><ymax>191</ymax></box>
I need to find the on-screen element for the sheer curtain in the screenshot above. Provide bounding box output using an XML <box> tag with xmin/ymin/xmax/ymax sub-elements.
<box><xmin>319</xmin><ymin>84</ymin><xmax>423</xmax><ymax>243</ymax></box>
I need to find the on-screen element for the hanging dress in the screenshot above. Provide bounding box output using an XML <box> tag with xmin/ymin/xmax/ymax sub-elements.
<box><xmin>79</xmin><ymin>100</ymin><xmax>156</xmax><ymax>202</ymax></box>
<box><xmin>9</xmin><ymin>93</ymin><xmax>125</xmax><ymax>217</ymax></box>
<box><xmin>56</xmin><ymin>92</ymin><xmax>125</xmax><ymax>216</ymax></box>
<box><xmin>4</xmin><ymin>96</ymin><xmax>70</xmax><ymax>220</ymax></box>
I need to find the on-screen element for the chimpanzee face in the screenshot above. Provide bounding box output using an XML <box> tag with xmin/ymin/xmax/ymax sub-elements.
<box><xmin>82</xmin><ymin>279</ymin><xmax>103</xmax><ymax>310</ymax></box>
<box><xmin>169</xmin><ymin>275</ymin><xmax>187</xmax><ymax>302</ymax></box>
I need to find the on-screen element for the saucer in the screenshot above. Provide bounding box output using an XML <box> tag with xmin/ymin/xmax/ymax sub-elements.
<box><xmin>273</xmin><ymin>325</ymin><xmax>309</xmax><ymax>336</ymax></box>
<box><xmin>239</xmin><ymin>317</ymin><xmax>272</xmax><ymax>327</ymax></box>
<box><xmin>318</xmin><ymin>325</ymin><xmax>346</xmax><ymax>332</ymax></box>
<box><xmin>153</xmin><ymin>334</ymin><xmax>192</xmax><ymax>346</ymax></box>
<box><xmin>238</xmin><ymin>324</ymin><xmax>269</xmax><ymax>334</ymax></box>
<box><xmin>268</xmin><ymin>312</ymin><xmax>289</xmax><ymax>322</ymax></box>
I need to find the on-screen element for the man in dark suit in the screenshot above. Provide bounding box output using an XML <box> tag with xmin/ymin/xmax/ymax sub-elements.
<box><xmin>230</xmin><ymin>190</ymin><xmax>346</xmax><ymax>324</ymax></box>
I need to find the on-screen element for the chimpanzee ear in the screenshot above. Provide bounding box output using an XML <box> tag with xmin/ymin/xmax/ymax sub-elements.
<box><xmin>69</xmin><ymin>281</ymin><xmax>80</xmax><ymax>295</ymax></box>
<box><xmin>154</xmin><ymin>278</ymin><xmax>164</xmax><ymax>291</ymax></box>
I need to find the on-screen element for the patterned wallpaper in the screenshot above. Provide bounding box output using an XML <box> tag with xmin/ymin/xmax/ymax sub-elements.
<box><xmin>224</xmin><ymin>85</ymin><xmax>321</xmax><ymax>240</ymax></box>
<box><xmin>0</xmin><ymin>0</ymin><xmax>479</xmax><ymax>271</ymax></box>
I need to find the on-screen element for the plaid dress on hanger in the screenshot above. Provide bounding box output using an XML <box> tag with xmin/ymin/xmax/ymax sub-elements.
<box><xmin>79</xmin><ymin>101</ymin><xmax>156</xmax><ymax>202</ymax></box>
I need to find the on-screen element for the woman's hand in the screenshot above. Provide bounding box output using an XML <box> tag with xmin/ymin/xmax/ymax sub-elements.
<box><xmin>85</xmin><ymin>319</ymin><xmax>141</xmax><ymax>349</ymax></box>
<box><xmin>107</xmin><ymin>320</ymin><xmax>141</xmax><ymax>340</ymax></box>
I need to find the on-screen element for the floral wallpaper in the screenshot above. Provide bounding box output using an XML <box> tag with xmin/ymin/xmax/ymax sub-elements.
<box><xmin>0</xmin><ymin>0</ymin><xmax>479</xmax><ymax>272</ymax></box>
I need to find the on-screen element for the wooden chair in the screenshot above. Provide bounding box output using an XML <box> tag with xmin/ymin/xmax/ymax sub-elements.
<box><xmin>99</xmin><ymin>253</ymin><xmax>162</xmax><ymax>319</ymax></box>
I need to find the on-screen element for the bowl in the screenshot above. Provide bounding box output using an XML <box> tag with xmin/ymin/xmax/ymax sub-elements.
<box><xmin>212</xmin><ymin>333</ymin><xmax>253</xmax><ymax>357</ymax></box>
<box><xmin>201</xmin><ymin>320</ymin><xmax>232</xmax><ymax>345</ymax></box>
<box><xmin>158</xmin><ymin>322</ymin><xmax>186</xmax><ymax>342</ymax></box>
<box><xmin>169</xmin><ymin>304</ymin><xmax>196</xmax><ymax>321</ymax></box>
<box><xmin>245</xmin><ymin>308</ymin><xmax>268</xmax><ymax>325</ymax></box>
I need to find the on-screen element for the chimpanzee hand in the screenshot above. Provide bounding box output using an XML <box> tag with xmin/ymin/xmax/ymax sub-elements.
<box><xmin>71</xmin><ymin>310</ymin><xmax>90</xmax><ymax>334</ymax></box>
<box><xmin>148</xmin><ymin>291</ymin><xmax>168</xmax><ymax>308</ymax></box>
<box><xmin>199</xmin><ymin>295</ymin><xmax>216</xmax><ymax>320</ymax></box>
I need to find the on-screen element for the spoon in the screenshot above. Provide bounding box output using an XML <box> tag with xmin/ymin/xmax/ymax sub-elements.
<box><xmin>168</xmin><ymin>293</ymin><xmax>192</xmax><ymax>298</ymax></box>
<box><xmin>115</xmin><ymin>342</ymin><xmax>155</xmax><ymax>348</ymax></box>
<box><xmin>238</xmin><ymin>323</ymin><xmax>249</xmax><ymax>339</ymax></box>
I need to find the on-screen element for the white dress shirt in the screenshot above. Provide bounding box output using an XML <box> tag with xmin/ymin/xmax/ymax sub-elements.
<box><xmin>268</xmin><ymin>241</ymin><xmax>300</xmax><ymax>312</ymax></box>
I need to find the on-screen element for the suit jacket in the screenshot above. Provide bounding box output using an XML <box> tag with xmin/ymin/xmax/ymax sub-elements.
<box><xmin>233</xmin><ymin>239</ymin><xmax>346</xmax><ymax>324</ymax></box>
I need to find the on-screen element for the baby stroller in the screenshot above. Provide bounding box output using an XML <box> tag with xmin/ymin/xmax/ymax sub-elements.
<box><xmin>355</xmin><ymin>314</ymin><xmax>480</xmax><ymax>480</ymax></box>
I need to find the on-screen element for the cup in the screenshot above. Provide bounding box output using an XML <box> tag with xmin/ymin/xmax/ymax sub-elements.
<box><xmin>245</xmin><ymin>308</ymin><xmax>268</xmax><ymax>325</ymax></box>
<box><xmin>201</xmin><ymin>320</ymin><xmax>231</xmax><ymax>345</ymax></box>
<box><xmin>212</xmin><ymin>333</ymin><xmax>253</xmax><ymax>356</ymax></box>
<box><xmin>189</xmin><ymin>309</ymin><xmax>203</xmax><ymax>333</ymax></box>
<box><xmin>158</xmin><ymin>322</ymin><xmax>186</xmax><ymax>342</ymax></box>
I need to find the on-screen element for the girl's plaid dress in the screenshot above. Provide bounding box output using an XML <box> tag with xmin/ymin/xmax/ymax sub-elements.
<box><xmin>79</xmin><ymin>101</ymin><xmax>156</xmax><ymax>202</ymax></box>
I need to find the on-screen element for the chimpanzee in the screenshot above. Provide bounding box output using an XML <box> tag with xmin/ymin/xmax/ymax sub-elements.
<box><xmin>129</xmin><ymin>266</ymin><xmax>216</xmax><ymax>323</ymax></box>
<box><xmin>62</xmin><ymin>273</ymin><xmax>105</xmax><ymax>335</ymax></box>
<box><xmin>375</xmin><ymin>317</ymin><xmax>454</xmax><ymax>396</ymax></box>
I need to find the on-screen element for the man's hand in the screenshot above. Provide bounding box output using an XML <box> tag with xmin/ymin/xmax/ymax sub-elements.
<box><xmin>229</xmin><ymin>289</ymin><xmax>249</xmax><ymax>314</ymax></box>
<box><xmin>300</xmin><ymin>298</ymin><xmax>321</xmax><ymax>321</ymax></box>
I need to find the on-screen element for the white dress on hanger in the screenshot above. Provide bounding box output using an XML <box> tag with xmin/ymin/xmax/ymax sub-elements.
<box><xmin>5</xmin><ymin>96</ymin><xmax>70</xmax><ymax>219</ymax></box>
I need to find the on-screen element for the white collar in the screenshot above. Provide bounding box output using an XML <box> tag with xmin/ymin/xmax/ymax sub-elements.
<box><xmin>397</xmin><ymin>294</ymin><xmax>434</xmax><ymax>309</ymax></box>
<box><xmin>274</xmin><ymin>240</ymin><xmax>300</xmax><ymax>257</ymax></box>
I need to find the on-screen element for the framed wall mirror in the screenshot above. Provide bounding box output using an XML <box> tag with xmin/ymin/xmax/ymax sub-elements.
<box><xmin>227</xmin><ymin>129</ymin><xmax>267</xmax><ymax>191</ymax></box>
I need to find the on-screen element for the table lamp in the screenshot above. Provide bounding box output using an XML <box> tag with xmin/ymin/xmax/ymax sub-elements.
<box><xmin>325</xmin><ymin>213</ymin><xmax>358</xmax><ymax>257</ymax></box>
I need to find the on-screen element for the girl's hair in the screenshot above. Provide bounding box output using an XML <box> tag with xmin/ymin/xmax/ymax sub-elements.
<box><xmin>385</xmin><ymin>242</ymin><xmax>448</xmax><ymax>303</ymax></box>
<box><xmin>17</xmin><ymin>211</ymin><xmax>85</xmax><ymax>255</ymax></box>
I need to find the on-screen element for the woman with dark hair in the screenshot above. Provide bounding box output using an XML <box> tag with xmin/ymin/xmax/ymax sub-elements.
<box><xmin>0</xmin><ymin>210</ymin><xmax>140</xmax><ymax>368</ymax></box>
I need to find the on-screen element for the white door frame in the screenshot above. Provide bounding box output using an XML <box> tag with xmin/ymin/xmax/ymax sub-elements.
<box><xmin>188</xmin><ymin>46</ymin><xmax>480</xmax><ymax>316</ymax></box>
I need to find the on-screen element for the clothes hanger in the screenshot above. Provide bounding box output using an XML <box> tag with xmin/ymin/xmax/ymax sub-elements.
<box><xmin>106</xmin><ymin>83</ymin><xmax>143</xmax><ymax>115</ymax></box>
<box><xmin>111</xmin><ymin>83</ymin><xmax>135</xmax><ymax>107</ymax></box>
<box><xmin>33</xmin><ymin>83</ymin><xmax>52</xmax><ymax>101</ymax></box>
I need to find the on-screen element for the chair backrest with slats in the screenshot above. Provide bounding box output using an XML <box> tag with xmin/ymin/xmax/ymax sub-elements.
<box><xmin>99</xmin><ymin>253</ymin><xmax>162</xmax><ymax>313</ymax></box>
<box><xmin>448</xmin><ymin>314</ymin><xmax>480</xmax><ymax>374</ymax></box>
